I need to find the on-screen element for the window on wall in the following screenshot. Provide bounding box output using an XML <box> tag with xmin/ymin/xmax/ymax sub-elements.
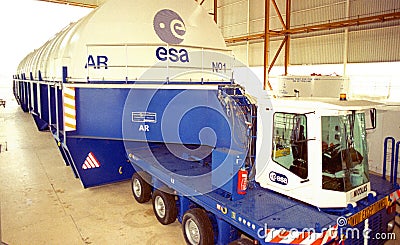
<box><xmin>272</xmin><ymin>113</ymin><xmax>308</xmax><ymax>179</ymax></box>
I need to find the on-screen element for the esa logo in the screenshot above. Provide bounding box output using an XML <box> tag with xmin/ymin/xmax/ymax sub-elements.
<box><xmin>153</xmin><ymin>9</ymin><xmax>189</xmax><ymax>63</ymax></box>
<box><xmin>269</xmin><ymin>171</ymin><xmax>288</xmax><ymax>185</ymax></box>
<box><xmin>153</xmin><ymin>9</ymin><xmax>186</xmax><ymax>44</ymax></box>
<box><xmin>156</xmin><ymin>47</ymin><xmax>189</xmax><ymax>63</ymax></box>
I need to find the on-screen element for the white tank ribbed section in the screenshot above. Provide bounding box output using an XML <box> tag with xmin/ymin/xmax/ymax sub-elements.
<box><xmin>17</xmin><ymin>0</ymin><xmax>228</xmax><ymax>82</ymax></box>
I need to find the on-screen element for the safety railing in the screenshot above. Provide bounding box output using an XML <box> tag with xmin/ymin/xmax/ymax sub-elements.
<box><xmin>383</xmin><ymin>136</ymin><xmax>399</xmax><ymax>187</ymax></box>
<box><xmin>0</xmin><ymin>142</ymin><xmax>7</xmax><ymax>154</ymax></box>
<box><xmin>82</xmin><ymin>43</ymin><xmax>236</xmax><ymax>84</ymax></box>
<box><xmin>383</xmin><ymin>137</ymin><xmax>400</xmax><ymax>228</ymax></box>
<box><xmin>14</xmin><ymin>43</ymin><xmax>239</xmax><ymax>85</ymax></box>
<box><xmin>0</xmin><ymin>103</ymin><xmax>7</xmax><ymax>154</ymax></box>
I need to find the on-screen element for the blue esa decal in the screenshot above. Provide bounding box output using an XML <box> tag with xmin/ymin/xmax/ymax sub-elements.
<box><xmin>269</xmin><ymin>171</ymin><xmax>288</xmax><ymax>185</ymax></box>
<box><xmin>156</xmin><ymin>47</ymin><xmax>189</xmax><ymax>63</ymax></box>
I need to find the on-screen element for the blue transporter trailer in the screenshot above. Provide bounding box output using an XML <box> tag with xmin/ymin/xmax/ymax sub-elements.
<box><xmin>13</xmin><ymin>0</ymin><xmax>399</xmax><ymax>244</ymax></box>
<box><xmin>12</xmin><ymin>75</ymin><xmax>136</xmax><ymax>186</ymax></box>
<box><xmin>124</xmin><ymin>83</ymin><xmax>399</xmax><ymax>245</ymax></box>
<box><xmin>13</xmin><ymin>72</ymin><xmax>400</xmax><ymax>244</ymax></box>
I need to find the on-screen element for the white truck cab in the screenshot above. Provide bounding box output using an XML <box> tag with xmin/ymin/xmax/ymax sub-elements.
<box><xmin>255</xmin><ymin>97</ymin><xmax>381</xmax><ymax>208</ymax></box>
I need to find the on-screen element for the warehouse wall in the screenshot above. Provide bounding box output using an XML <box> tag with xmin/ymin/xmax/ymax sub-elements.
<box><xmin>216</xmin><ymin>0</ymin><xmax>400</xmax><ymax>103</ymax></box>
<box><xmin>215</xmin><ymin>0</ymin><xmax>400</xmax><ymax>178</ymax></box>
<box><xmin>218</xmin><ymin>0</ymin><xmax>400</xmax><ymax>68</ymax></box>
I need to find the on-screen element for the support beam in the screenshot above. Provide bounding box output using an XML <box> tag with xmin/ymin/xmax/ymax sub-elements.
<box><xmin>225</xmin><ymin>11</ymin><xmax>400</xmax><ymax>43</ymax></box>
<box><xmin>225</xmin><ymin>33</ymin><xmax>265</xmax><ymax>44</ymax></box>
<box><xmin>284</xmin><ymin>0</ymin><xmax>291</xmax><ymax>75</ymax></box>
<box><xmin>226</xmin><ymin>8</ymin><xmax>400</xmax><ymax>81</ymax></box>
<box><xmin>279</xmin><ymin>11</ymin><xmax>400</xmax><ymax>35</ymax></box>
<box><xmin>271</xmin><ymin>0</ymin><xmax>286</xmax><ymax>30</ymax></box>
<box><xmin>37</xmin><ymin>0</ymin><xmax>98</xmax><ymax>8</ymax></box>
<box><xmin>246</xmin><ymin>0</ymin><xmax>250</xmax><ymax>66</ymax></box>
<box><xmin>214</xmin><ymin>0</ymin><xmax>218</xmax><ymax>23</ymax></box>
<box><xmin>269</xmin><ymin>36</ymin><xmax>288</xmax><ymax>74</ymax></box>
<box><xmin>343</xmin><ymin>0</ymin><xmax>350</xmax><ymax>76</ymax></box>
<box><xmin>263</xmin><ymin>0</ymin><xmax>271</xmax><ymax>91</ymax></box>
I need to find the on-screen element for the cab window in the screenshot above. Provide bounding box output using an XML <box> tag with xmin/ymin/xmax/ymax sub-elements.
<box><xmin>321</xmin><ymin>113</ymin><xmax>369</xmax><ymax>192</ymax></box>
<box><xmin>272</xmin><ymin>113</ymin><xmax>308</xmax><ymax>179</ymax></box>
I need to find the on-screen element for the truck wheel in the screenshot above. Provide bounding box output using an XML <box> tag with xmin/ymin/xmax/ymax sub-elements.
<box><xmin>131</xmin><ymin>172</ymin><xmax>151</xmax><ymax>203</ymax></box>
<box><xmin>152</xmin><ymin>189</ymin><xmax>177</xmax><ymax>225</ymax></box>
<box><xmin>182</xmin><ymin>208</ymin><xmax>214</xmax><ymax>245</ymax></box>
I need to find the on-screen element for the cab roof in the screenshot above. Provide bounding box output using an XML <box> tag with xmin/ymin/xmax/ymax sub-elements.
<box><xmin>271</xmin><ymin>97</ymin><xmax>384</xmax><ymax>112</ymax></box>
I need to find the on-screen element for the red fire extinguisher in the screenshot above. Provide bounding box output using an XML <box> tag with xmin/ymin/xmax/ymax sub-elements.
<box><xmin>237</xmin><ymin>167</ymin><xmax>248</xmax><ymax>195</ymax></box>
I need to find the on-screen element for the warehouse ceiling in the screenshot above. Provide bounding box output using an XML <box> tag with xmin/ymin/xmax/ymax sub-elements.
<box><xmin>37</xmin><ymin>0</ymin><xmax>103</xmax><ymax>8</ymax></box>
<box><xmin>37</xmin><ymin>0</ymin><xmax>211</xmax><ymax>8</ymax></box>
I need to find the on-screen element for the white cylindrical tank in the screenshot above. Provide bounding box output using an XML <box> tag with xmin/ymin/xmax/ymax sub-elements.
<box><xmin>17</xmin><ymin>0</ymin><xmax>231</xmax><ymax>82</ymax></box>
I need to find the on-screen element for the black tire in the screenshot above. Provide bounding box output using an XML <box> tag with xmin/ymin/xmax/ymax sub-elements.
<box><xmin>182</xmin><ymin>208</ymin><xmax>214</xmax><ymax>245</ymax></box>
<box><xmin>131</xmin><ymin>172</ymin><xmax>152</xmax><ymax>203</ymax></box>
<box><xmin>152</xmin><ymin>189</ymin><xmax>177</xmax><ymax>225</ymax></box>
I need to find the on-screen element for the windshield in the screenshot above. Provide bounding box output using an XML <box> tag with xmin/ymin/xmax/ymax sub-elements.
<box><xmin>321</xmin><ymin>112</ymin><xmax>369</xmax><ymax>192</ymax></box>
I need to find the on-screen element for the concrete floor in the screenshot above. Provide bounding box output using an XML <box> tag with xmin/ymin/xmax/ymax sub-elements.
<box><xmin>0</xmin><ymin>100</ymin><xmax>184</xmax><ymax>244</ymax></box>
<box><xmin>0</xmin><ymin>98</ymin><xmax>399</xmax><ymax>244</ymax></box>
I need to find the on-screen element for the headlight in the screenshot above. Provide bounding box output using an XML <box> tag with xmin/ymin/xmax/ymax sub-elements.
<box><xmin>387</xmin><ymin>219</ymin><xmax>395</xmax><ymax>233</ymax></box>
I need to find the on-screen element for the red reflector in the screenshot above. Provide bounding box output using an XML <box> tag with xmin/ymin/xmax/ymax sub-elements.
<box><xmin>387</xmin><ymin>203</ymin><xmax>396</xmax><ymax>214</ymax></box>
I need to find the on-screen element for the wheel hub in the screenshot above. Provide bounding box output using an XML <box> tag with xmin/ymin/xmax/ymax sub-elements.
<box><xmin>154</xmin><ymin>196</ymin><xmax>166</xmax><ymax>218</ymax></box>
<box><xmin>133</xmin><ymin>178</ymin><xmax>142</xmax><ymax>197</ymax></box>
<box><xmin>185</xmin><ymin>219</ymin><xmax>200</xmax><ymax>244</ymax></box>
